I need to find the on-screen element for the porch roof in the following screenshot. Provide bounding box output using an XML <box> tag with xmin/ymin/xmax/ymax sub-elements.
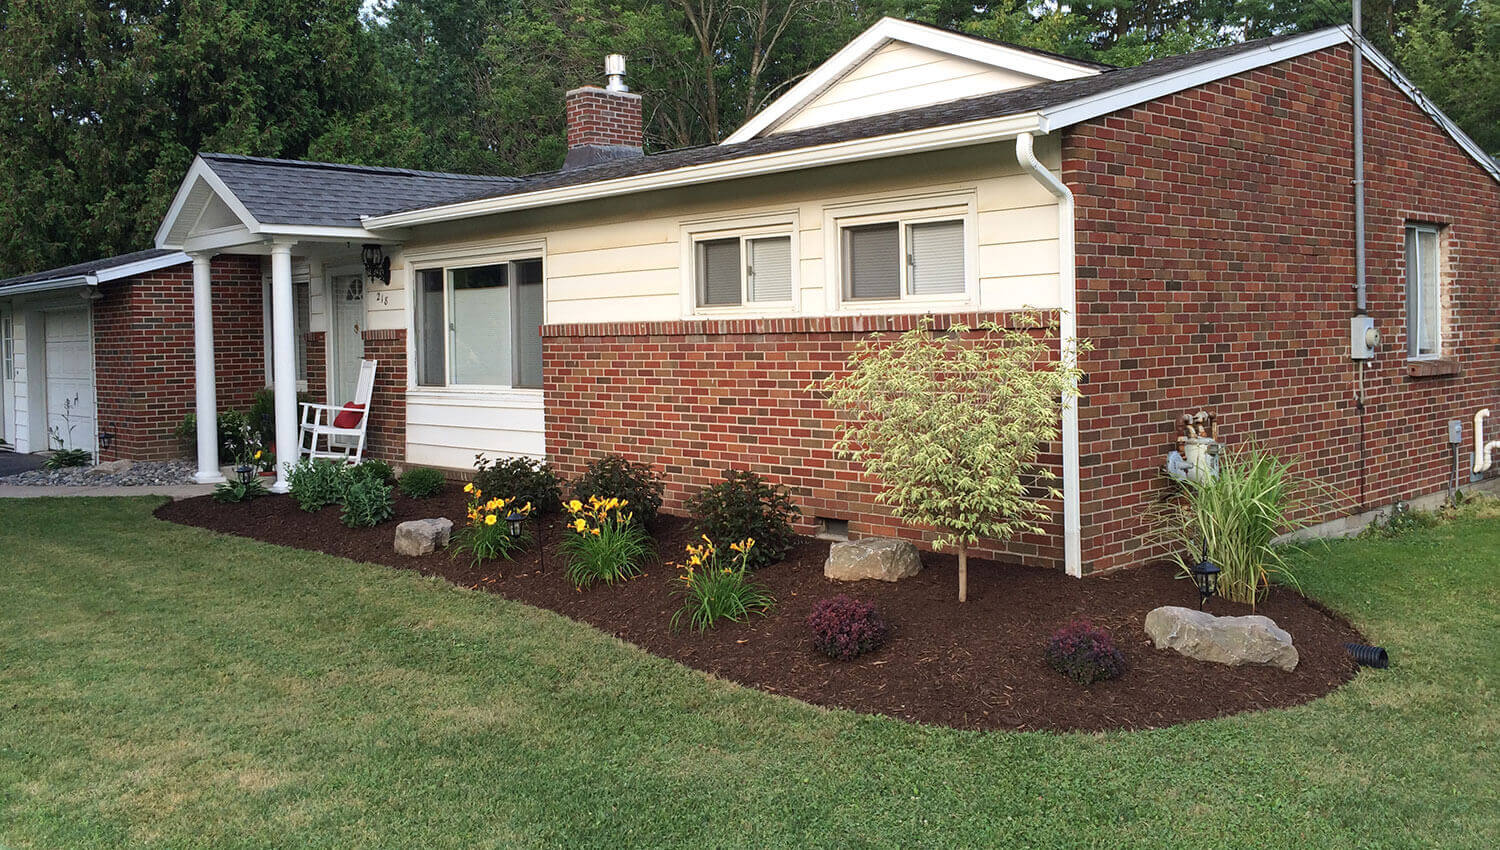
<box><xmin>0</xmin><ymin>248</ymin><xmax>189</xmax><ymax>296</ymax></box>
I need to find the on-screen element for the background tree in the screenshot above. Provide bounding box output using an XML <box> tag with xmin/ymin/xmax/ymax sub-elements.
<box><xmin>818</xmin><ymin>317</ymin><xmax>1087</xmax><ymax>602</ymax></box>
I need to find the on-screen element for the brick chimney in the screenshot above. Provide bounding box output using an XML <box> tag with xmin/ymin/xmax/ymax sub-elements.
<box><xmin>563</xmin><ymin>54</ymin><xmax>643</xmax><ymax>170</ymax></box>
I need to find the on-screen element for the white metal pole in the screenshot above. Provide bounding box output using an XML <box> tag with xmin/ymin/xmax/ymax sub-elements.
<box><xmin>190</xmin><ymin>253</ymin><xmax>225</xmax><ymax>484</ymax></box>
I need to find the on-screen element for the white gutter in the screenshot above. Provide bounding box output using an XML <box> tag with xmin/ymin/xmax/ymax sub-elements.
<box><xmin>363</xmin><ymin>112</ymin><xmax>1043</xmax><ymax>229</ymax></box>
<box><xmin>1015</xmin><ymin>132</ymin><xmax>1082</xmax><ymax>579</ymax></box>
<box><xmin>0</xmin><ymin>251</ymin><xmax>191</xmax><ymax>298</ymax></box>
<box><xmin>0</xmin><ymin>275</ymin><xmax>95</xmax><ymax>297</ymax></box>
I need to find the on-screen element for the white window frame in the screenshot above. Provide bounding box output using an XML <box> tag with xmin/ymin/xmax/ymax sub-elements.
<box><xmin>823</xmin><ymin>192</ymin><xmax>978</xmax><ymax>313</ymax></box>
<box><xmin>1404</xmin><ymin>222</ymin><xmax>1445</xmax><ymax>360</ymax></box>
<box><xmin>407</xmin><ymin>240</ymin><xmax>548</xmax><ymax>396</ymax></box>
<box><xmin>679</xmin><ymin>212</ymin><xmax>800</xmax><ymax>318</ymax></box>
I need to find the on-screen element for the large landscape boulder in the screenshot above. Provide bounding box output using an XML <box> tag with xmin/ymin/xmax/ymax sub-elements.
<box><xmin>394</xmin><ymin>518</ymin><xmax>453</xmax><ymax>557</ymax></box>
<box><xmin>88</xmin><ymin>460</ymin><xmax>133</xmax><ymax>475</ymax></box>
<box><xmin>825</xmin><ymin>538</ymin><xmax>922</xmax><ymax>582</ymax></box>
<box><xmin>1144</xmin><ymin>606</ymin><xmax>1299</xmax><ymax>672</ymax></box>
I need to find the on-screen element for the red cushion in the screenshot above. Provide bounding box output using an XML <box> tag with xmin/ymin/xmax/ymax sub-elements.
<box><xmin>332</xmin><ymin>403</ymin><xmax>365</xmax><ymax>429</ymax></box>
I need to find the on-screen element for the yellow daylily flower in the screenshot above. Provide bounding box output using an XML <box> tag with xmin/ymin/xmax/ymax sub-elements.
<box><xmin>463</xmin><ymin>482</ymin><xmax>474</xmax><ymax>494</ymax></box>
<box><xmin>567</xmin><ymin>499</ymin><xmax>582</xmax><ymax>513</ymax></box>
<box><xmin>485</xmin><ymin>515</ymin><xmax>497</xmax><ymax>526</ymax></box>
<box><xmin>573</xmin><ymin>518</ymin><xmax>588</xmax><ymax>533</ymax></box>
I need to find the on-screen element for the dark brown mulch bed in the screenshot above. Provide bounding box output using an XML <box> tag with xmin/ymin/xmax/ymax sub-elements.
<box><xmin>155</xmin><ymin>491</ymin><xmax>1364</xmax><ymax>733</ymax></box>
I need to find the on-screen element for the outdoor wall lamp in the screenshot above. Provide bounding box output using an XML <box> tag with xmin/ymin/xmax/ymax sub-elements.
<box><xmin>361</xmin><ymin>243</ymin><xmax>391</xmax><ymax>287</ymax></box>
<box><xmin>1190</xmin><ymin>556</ymin><xmax>1221</xmax><ymax>610</ymax></box>
<box><xmin>98</xmin><ymin>429</ymin><xmax>115</xmax><ymax>452</ymax></box>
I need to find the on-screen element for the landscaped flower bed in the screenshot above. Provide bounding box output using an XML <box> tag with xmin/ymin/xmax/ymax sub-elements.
<box><xmin>155</xmin><ymin>487</ymin><xmax>1366</xmax><ymax>733</ymax></box>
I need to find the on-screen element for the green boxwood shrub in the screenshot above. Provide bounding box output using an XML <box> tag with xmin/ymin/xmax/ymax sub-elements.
<box><xmin>341</xmin><ymin>477</ymin><xmax>394</xmax><ymax>528</ymax></box>
<box><xmin>572</xmin><ymin>454</ymin><xmax>663</xmax><ymax>529</ymax></box>
<box><xmin>473</xmin><ymin>454</ymin><xmax>563</xmax><ymax>515</ymax></box>
<box><xmin>398</xmin><ymin>467</ymin><xmax>446</xmax><ymax>499</ymax></box>
<box><xmin>686</xmin><ymin>469</ymin><xmax>799</xmax><ymax>570</ymax></box>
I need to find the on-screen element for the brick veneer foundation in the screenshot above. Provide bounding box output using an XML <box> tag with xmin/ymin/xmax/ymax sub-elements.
<box><xmin>94</xmin><ymin>255</ymin><xmax>266</xmax><ymax>461</ymax></box>
<box><xmin>543</xmin><ymin>312</ymin><xmax>1064</xmax><ymax>567</ymax></box>
<box><xmin>1064</xmin><ymin>45</ymin><xmax>1500</xmax><ymax>572</ymax></box>
<box><xmin>360</xmin><ymin>328</ymin><xmax>407</xmax><ymax>461</ymax></box>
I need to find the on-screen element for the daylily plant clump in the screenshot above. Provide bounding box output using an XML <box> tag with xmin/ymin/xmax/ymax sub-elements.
<box><xmin>452</xmin><ymin>482</ymin><xmax>532</xmax><ymax>566</ymax></box>
<box><xmin>670</xmin><ymin>536</ymin><xmax>774</xmax><ymax>632</ymax></box>
<box><xmin>561</xmin><ymin>496</ymin><xmax>652</xmax><ymax>589</ymax></box>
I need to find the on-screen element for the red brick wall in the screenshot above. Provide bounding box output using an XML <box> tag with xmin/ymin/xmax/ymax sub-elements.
<box><xmin>1065</xmin><ymin>45</ymin><xmax>1500</xmax><ymax>572</ymax></box>
<box><xmin>565</xmin><ymin>87</ymin><xmax>643</xmax><ymax>149</ymax></box>
<box><xmin>304</xmin><ymin>331</ymin><xmax>327</xmax><ymax>406</ymax></box>
<box><xmin>361</xmin><ymin>328</ymin><xmax>407</xmax><ymax>462</ymax></box>
<box><xmin>543</xmin><ymin>313</ymin><xmax>1064</xmax><ymax>567</ymax></box>
<box><xmin>94</xmin><ymin>255</ymin><xmax>266</xmax><ymax>461</ymax></box>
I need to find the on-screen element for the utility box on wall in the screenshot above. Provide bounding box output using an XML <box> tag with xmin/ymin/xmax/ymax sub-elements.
<box><xmin>1351</xmin><ymin>315</ymin><xmax>1380</xmax><ymax>359</ymax></box>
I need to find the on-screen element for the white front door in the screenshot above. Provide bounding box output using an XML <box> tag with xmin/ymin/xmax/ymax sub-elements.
<box><xmin>328</xmin><ymin>274</ymin><xmax>365</xmax><ymax>405</ymax></box>
<box><xmin>43</xmin><ymin>307</ymin><xmax>95</xmax><ymax>455</ymax></box>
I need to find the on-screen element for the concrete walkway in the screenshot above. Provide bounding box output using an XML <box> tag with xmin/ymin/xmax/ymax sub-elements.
<box><xmin>0</xmin><ymin>483</ymin><xmax>214</xmax><ymax>500</ymax></box>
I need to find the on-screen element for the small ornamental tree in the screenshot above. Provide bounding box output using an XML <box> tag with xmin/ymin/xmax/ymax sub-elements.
<box><xmin>818</xmin><ymin>315</ymin><xmax>1087</xmax><ymax>602</ymax></box>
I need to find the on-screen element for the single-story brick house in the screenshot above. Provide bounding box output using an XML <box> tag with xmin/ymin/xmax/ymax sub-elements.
<box><xmin>13</xmin><ymin>19</ymin><xmax>1500</xmax><ymax>575</ymax></box>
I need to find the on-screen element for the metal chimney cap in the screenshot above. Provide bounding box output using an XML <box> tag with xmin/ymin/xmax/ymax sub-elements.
<box><xmin>604</xmin><ymin>54</ymin><xmax>628</xmax><ymax>92</ymax></box>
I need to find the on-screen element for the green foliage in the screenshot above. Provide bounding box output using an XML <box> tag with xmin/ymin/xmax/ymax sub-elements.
<box><xmin>176</xmin><ymin>410</ymin><xmax>258</xmax><ymax>463</ymax></box>
<box><xmin>1393</xmin><ymin>0</ymin><xmax>1500</xmax><ymax>155</ymax></box>
<box><xmin>397</xmin><ymin>467</ymin><xmax>446</xmax><ymax>499</ymax></box>
<box><xmin>1361</xmin><ymin>499</ymin><xmax>1442</xmax><ymax>539</ymax></box>
<box><xmin>685</xmin><ymin>469</ymin><xmax>799</xmax><ymax>570</ymax></box>
<box><xmin>43</xmin><ymin>449</ymin><xmax>92</xmax><ymax>470</ymax></box>
<box><xmin>473</xmin><ymin>454</ymin><xmax>563</xmax><ymax>515</ymax></box>
<box><xmin>818</xmin><ymin>315</ymin><xmax>1087</xmax><ymax>601</ymax></box>
<box><xmin>670</xmin><ymin>537</ymin><xmax>775</xmax><ymax>632</ymax></box>
<box><xmin>561</xmin><ymin>496</ymin><xmax>653</xmax><ymax>589</ymax></box>
<box><xmin>287</xmin><ymin>459</ymin><xmax>350</xmax><ymax>512</ymax></box>
<box><xmin>1154</xmin><ymin>443</ymin><xmax>1328</xmax><ymax>606</ymax></box>
<box><xmin>348</xmin><ymin>458</ymin><xmax>396</xmax><ymax>486</ymax></box>
<box><xmin>212</xmin><ymin>475</ymin><xmax>270</xmax><ymax>504</ymax></box>
<box><xmin>340</xmin><ymin>476</ymin><xmax>395</xmax><ymax>528</ymax></box>
<box><xmin>573</xmin><ymin>454</ymin><xmax>664</xmax><ymax>529</ymax></box>
<box><xmin>452</xmin><ymin>488</ymin><xmax>532</xmax><ymax>566</ymax></box>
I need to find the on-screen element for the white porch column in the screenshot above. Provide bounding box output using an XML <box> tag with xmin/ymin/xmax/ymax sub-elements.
<box><xmin>190</xmin><ymin>253</ymin><xmax>225</xmax><ymax>484</ymax></box>
<box><xmin>270</xmin><ymin>241</ymin><xmax>299</xmax><ymax>493</ymax></box>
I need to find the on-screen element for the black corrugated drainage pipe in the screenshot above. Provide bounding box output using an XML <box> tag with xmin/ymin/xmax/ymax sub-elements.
<box><xmin>1345</xmin><ymin>643</ymin><xmax>1390</xmax><ymax>668</ymax></box>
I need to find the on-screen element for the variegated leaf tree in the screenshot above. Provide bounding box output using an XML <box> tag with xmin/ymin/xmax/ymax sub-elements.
<box><xmin>819</xmin><ymin>315</ymin><xmax>1088</xmax><ymax>602</ymax></box>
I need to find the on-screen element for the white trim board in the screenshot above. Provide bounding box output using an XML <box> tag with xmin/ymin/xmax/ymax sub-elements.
<box><xmin>0</xmin><ymin>252</ymin><xmax>191</xmax><ymax>298</ymax></box>
<box><xmin>723</xmin><ymin>17</ymin><xmax>1103</xmax><ymax>144</ymax></box>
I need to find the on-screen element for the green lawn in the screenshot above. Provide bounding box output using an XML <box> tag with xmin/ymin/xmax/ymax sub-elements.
<box><xmin>1</xmin><ymin>498</ymin><xmax>1496</xmax><ymax>849</ymax></box>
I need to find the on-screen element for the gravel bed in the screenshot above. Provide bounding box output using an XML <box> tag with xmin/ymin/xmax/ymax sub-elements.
<box><xmin>0</xmin><ymin>459</ymin><xmax>197</xmax><ymax>487</ymax></box>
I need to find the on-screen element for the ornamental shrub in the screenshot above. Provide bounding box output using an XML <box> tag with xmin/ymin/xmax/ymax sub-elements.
<box><xmin>807</xmin><ymin>595</ymin><xmax>889</xmax><ymax>661</ymax></box>
<box><xmin>573</xmin><ymin>454</ymin><xmax>663</xmax><ymax>529</ymax></box>
<box><xmin>288</xmin><ymin>459</ymin><xmax>350</xmax><ymax>512</ymax></box>
<box><xmin>349</xmin><ymin>458</ymin><xmax>396</xmax><ymax>486</ymax></box>
<box><xmin>1044</xmin><ymin>620</ymin><xmax>1125</xmax><ymax>685</ymax></box>
<box><xmin>686</xmin><ymin>469</ymin><xmax>799</xmax><ymax>570</ymax></box>
<box><xmin>398</xmin><ymin>467</ymin><xmax>446</xmax><ymax>499</ymax></box>
<box><xmin>473</xmin><ymin>454</ymin><xmax>564</xmax><ymax>515</ymax></box>
<box><xmin>341</xmin><ymin>476</ymin><xmax>395</xmax><ymax>528</ymax></box>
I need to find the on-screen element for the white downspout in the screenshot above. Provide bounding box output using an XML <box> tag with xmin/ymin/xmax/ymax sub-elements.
<box><xmin>1016</xmin><ymin>132</ymin><xmax>1083</xmax><ymax>578</ymax></box>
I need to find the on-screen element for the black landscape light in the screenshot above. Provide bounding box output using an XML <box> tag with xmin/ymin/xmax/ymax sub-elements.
<box><xmin>236</xmin><ymin>464</ymin><xmax>256</xmax><ymax>485</ymax></box>
<box><xmin>1190</xmin><ymin>556</ymin><xmax>1221</xmax><ymax>609</ymax></box>
<box><xmin>506</xmin><ymin>510</ymin><xmax>527</xmax><ymax>538</ymax></box>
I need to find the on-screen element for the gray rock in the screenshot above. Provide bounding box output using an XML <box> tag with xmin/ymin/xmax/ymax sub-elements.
<box><xmin>394</xmin><ymin>518</ymin><xmax>453</xmax><ymax>557</ymax></box>
<box><xmin>1144</xmin><ymin>606</ymin><xmax>1299</xmax><ymax>672</ymax></box>
<box><xmin>89</xmin><ymin>460</ymin><xmax>134</xmax><ymax>475</ymax></box>
<box><xmin>825</xmin><ymin>537</ymin><xmax>922</xmax><ymax>582</ymax></box>
<box><xmin>0</xmin><ymin>459</ymin><xmax>195</xmax><ymax>487</ymax></box>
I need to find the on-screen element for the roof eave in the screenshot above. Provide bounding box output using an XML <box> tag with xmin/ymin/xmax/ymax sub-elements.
<box><xmin>0</xmin><ymin>275</ymin><xmax>96</xmax><ymax>297</ymax></box>
<box><xmin>363</xmin><ymin>111</ymin><xmax>1045</xmax><ymax>230</ymax></box>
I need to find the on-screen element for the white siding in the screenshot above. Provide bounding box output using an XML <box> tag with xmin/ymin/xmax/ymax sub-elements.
<box><xmin>773</xmin><ymin>41</ymin><xmax>1044</xmax><ymax>135</ymax></box>
<box><xmin>404</xmin><ymin>389</ymin><xmax>545</xmax><ymax>469</ymax></box>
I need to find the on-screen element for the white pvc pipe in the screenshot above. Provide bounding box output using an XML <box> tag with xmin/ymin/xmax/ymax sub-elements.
<box><xmin>190</xmin><ymin>253</ymin><xmax>225</xmax><ymax>484</ymax></box>
<box><xmin>270</xmin><ymin>242</ymin><xmax>299</xmax><ymax>493</ymax></box>
<box><xmin>1475</xmin><ymin>408</ymin><xmax>1497</xmax><ymax>474</ymax></box>
<box><xmin>1016</xmin><ymin>132</ymin><xmax>1082</xmax><ymax>578</ymax></box>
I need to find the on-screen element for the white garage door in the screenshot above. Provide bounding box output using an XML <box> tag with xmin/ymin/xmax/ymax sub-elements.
<box><xmin>44</xmin><ymin>308</ymin><xmax>95</xmax><ymax>454</ymax></box>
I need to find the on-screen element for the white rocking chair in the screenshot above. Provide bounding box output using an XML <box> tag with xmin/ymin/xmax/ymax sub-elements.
<box><xmin>299</xmin><ymin>359</ymin><xmax>377</xmax><ymax>464</ymax></box>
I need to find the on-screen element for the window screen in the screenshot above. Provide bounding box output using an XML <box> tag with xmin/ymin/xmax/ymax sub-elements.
<box><xmin>842</xmin><ymin>223</ymin><xmax>900</xmax><ymax>300</ymax></box>
<box><xmin>907</xmin><ymin>220</ymin><xmax>965</xmax><ymax>295</ymax></box>
<box><xmin>747</xmin><ymin>236</ymin><xmax>792</xmax><ymax>302</ymax></box>
<box><xmin>416</xmin><ymin>269</ymin><xmax>446</xmax><ymax>386</ymax></box>
<box><xmin>1405</xmin><ymin>225</ymin><xmax>1442</xmax><ymax>357</ymax></box>
<box><xmin>450</xmin><ymin>264</ymin><xmax>510</xmax><ymax>385</ymax></box>
<box><xmin>697</xmin><ymin>238</ymin><xmax>741</xmax><ymax>306</ymax></box>
<box><xmin>514</xmin><ymin>259</ymin><xmax>545</xmax><ymax>388</ymax></box>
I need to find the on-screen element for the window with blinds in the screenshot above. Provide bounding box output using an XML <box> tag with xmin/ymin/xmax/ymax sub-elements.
<box><xmin>841</xmin><ymin>217</ymin><xmax>966</xmax><ymax>302</ymax></box>
<box><xmin>1405</xmin><ymin>224</ymin><xmax>1443</xmax><ymax>358</ymax></box>
<box><xmin>694</xmin><ymin>234</ymin><xmax>793</xmax><ymax>307</ymax></box>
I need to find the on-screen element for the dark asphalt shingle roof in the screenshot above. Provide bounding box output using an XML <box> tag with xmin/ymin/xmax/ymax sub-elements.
<box><xmin>379</xmin><ymin>29</ymin><xmax>1325</xmax><ymax>216</ymax></box>
<box><xmin>0</xmin><ymin>248</ymin><xmax>183</xmax><ymax>290</ymax></box>
<box><xmin>199</xmin><ymin>154</ymin><xmax>520</xmax><ymax>227</ymax></box>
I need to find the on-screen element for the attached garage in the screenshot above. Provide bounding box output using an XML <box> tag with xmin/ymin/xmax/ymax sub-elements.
<box><xmin>40</xmin><ymin>307</ymin><xmax>96</xmax><ymax>454</ymax></box>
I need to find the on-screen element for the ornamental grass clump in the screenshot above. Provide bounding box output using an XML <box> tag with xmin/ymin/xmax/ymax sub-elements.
<box><xmin>686</xmin><ymin>469</ymin><xmax>799</xmax><ymax>570</ymax></box>
<box><xmin>1154</xmin><ymin>443</ymin><xmax>1326</xmax><ymax>606</ymax></box>
<box><xmin>670</xmin><ymin>537</ymin><xmax>774</xmax><ymax>632</ymax></box>
<box><xmin>452</xmin><ymin>483</ymin><xmax>532</xmax><ymax>566</ymax></box>
<box><xmin>561</xmin><ymin>496</ymin><xmax>652</xmax><ymax>589</ymax></box>
<box><xmin>818</xmin><ymin>315</ymin><xmax>1089</xmax><ymax>602</ymax></box>
<box><xmin>1044</xmin><ymin>620</ymin><xmax>1125</xmax><ymax>685</ymax></box>
<box><xmin>808</xmin><ymin>595</ymin><xmax>889</xmax><ymax>661</ymax></box>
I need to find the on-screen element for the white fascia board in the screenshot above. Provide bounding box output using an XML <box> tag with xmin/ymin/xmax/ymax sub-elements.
<box><xmin>1037</xmin><ymin>28</ymin><xmax>1347</xmax><ymax>133</ymax></box>
<box><xmin>364</xmin><ymin>112</ymin><xmax>1043</xmax><ymax>230</ymax></box>
<box><xmin>93</xmin><ymin>251</ymin><xmax>192</xmax><ymax>282</ymax></box>
<box><xmin>155</xmin><ymin>157</ymin><xmax>262</xmax><ymax>249</ymax></box>
<box><xmin>724</xmin><ymin>17</ymin><xmax>1101</xmax><ymax>145</ymax></box>
<box><xmin>0</xmin><ymin>276</ymin><xmax>95</xmax><ymax>297</ymax></box>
